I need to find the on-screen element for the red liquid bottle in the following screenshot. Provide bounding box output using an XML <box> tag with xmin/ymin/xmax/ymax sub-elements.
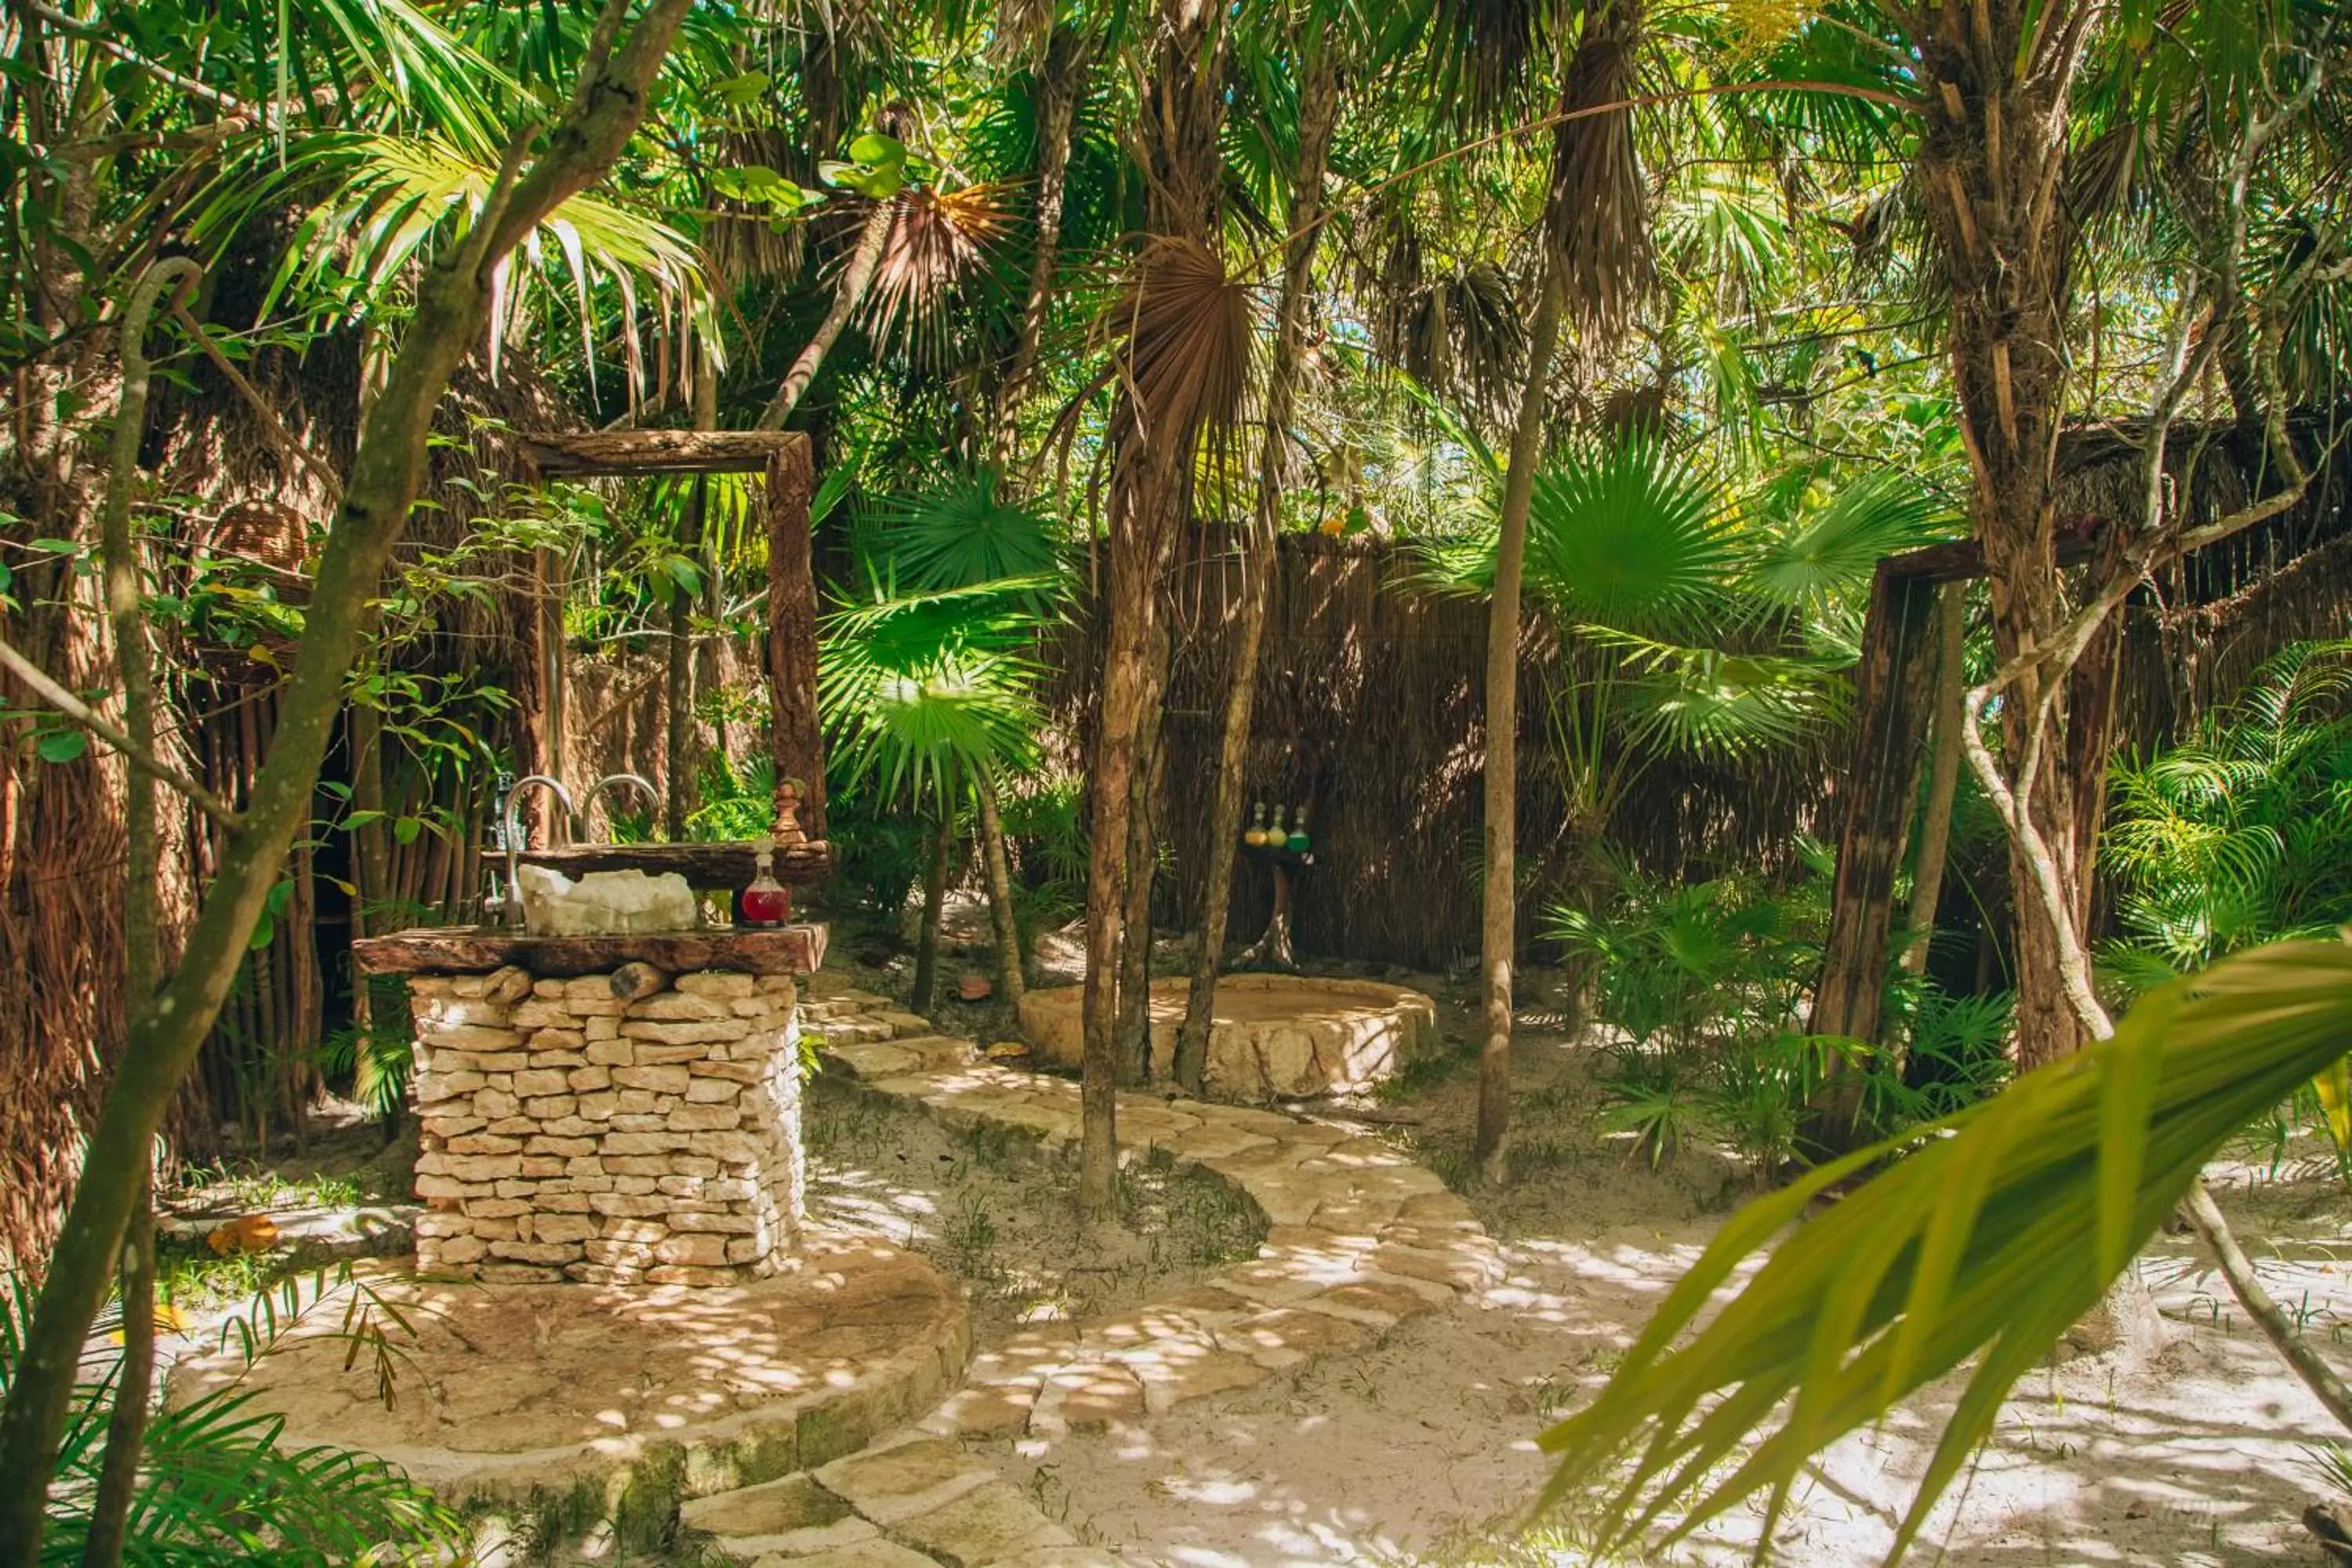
<box><xmin>740</xmin><ymin>837</ymin><xmax>790</xmax><ymax>927</ymax></box>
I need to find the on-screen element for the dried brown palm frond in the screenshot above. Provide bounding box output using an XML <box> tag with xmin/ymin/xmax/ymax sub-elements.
<box><xmin>1545</xmin><ymin>0</ymin><xmax>1654</xmax><ymax>338</ymax></box>
<box><xmin>705</xmin><ymin>131</ymin><xmax>811</xmax><ymax>287</ymax></box>
<box><xmin>1429</xmin><ymin>0</ymin><xmax>1557</xmax><ymax>130</ymax></box>
<box><xmin>1406</xmin><ymin>261</ymin><xmax>1530</xmax><ymax>421</ymax></box>
<box><xmin>860</xmin><ymin>183</ymin><xmax>1016</xmax><ymax>367</ymax></box>
<box><xmin>1106</xmin><ymin>235</ymin><xmax>1255</xmax><ymax>470</ymax></box>
<box><xmin>989</xmin><ymin>0</ymin><xmax>1057</xmax><ymax>69</ymax></box>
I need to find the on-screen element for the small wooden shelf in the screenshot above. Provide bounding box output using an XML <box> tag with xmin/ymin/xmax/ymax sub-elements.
<box><xmin>351</xmin><ymin>923</ymin><xmax>827</xmax><ymax>978</ymax></box>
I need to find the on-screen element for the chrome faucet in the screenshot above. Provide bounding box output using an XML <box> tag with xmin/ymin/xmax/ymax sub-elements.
<box><xmin>501</xmin><ymin>774</ymin><xmax>578</xmax><ymax>929</ymax></box>
<box><xmin>585</xmin><ymin>772</ymin><xmax>661</xmax><ymax>837</ymax></box>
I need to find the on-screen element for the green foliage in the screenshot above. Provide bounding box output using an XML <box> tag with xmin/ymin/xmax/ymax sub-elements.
<box><xmin>1539</xmin><ymin>937</ymin><xmax>2352</xmax><ymax>1565</ymax></box>
<box><xmin>866</xmin><ymin>470</ymin><xmax>1065</xmax><ymax>590</ymax></box>
<box><xmin>1556</xmin><ymin>862</ymin><xmax>2008</xmax><ymax>1178</ymax></box>
<box><xmin>4</xmin><ymin>1269</ymin><xmax>459</xmax><ymax>1563</ymax></box>
<box><xmin>819</xmin><ymin>576</ymin><xmax>1054</xmax><ymax>808</ymax></box>
<box><xmin>686</xmin><ymin>752</ymin><xmax>779</xmax><ymax>841</ymax></box>
<box><xmin>2102</xmin><ymin>641</ymin><xmax>2352</xmax><ymax>994</ymax></box>
<box><xmin>1552</xmin><ymin>866</ymin><xmax>1830</xmax><ymax>1178</ymax></box>
<box><xmin>314</xmin><ymin>994</ymin><xmax>415</xmax><ymax>1123</ymax></box>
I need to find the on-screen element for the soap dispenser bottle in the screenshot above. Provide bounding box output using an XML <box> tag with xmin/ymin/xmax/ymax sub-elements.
<box><xmin>740</xmin><ymin>836</ymin><xmax>790</xmax><ymax>927</ymax></box>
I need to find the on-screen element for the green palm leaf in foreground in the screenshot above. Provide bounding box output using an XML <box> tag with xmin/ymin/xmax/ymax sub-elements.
<box><xmin>1537</xmin><ymin>937</ymin><xmax>2352</xmax><ymax>1563</ymax></box>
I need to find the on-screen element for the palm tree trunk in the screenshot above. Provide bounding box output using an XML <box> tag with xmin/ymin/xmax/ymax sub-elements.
<box><xmin>1079</xmin><ymin>0</ymin><xmax>1225</xmax><ymax>1219</ymax></box>
<box><xmin>1901</xmin><ymin>583</ymin><xmax>1967</xmax><ymax>976</ymax></box>
<box><xmin>0</xmin><ymin>9</ymin><xmax>694</xmax><ymax>1546</ymax></box>
<box><xmin>1174</xmin><ymin>50</ymin><xmax>1337</xmax><ymax>1095</ymax></box>
<box><xmin>912</xmin><ymin>799</ymin><xmax>953</xmax><ymax>1015</ymax></box>
<box><xmin>973</xmin><ymin>767</ymin><xmax>1025</xmax><ymax>1004</ymax></box>
<box><xmin>1116</xmin><ymin>619</ymin><xmax>1171</xmax><ymax>1081</ymax></box>
<box><xmin>1080</xmin><ymin>524</ymin><xmax>1156</xmax><ymax>1214</ymax></box>
<box><xmin>1918</xmin><ymin>0</ymin><xmax>2096</xmax><ymax>1070</ymax></box>
<box><xmin>757</xmin><ymin>197</ymin><xmax>895</xmax><ymax>433</ymax></box>
<box><xmin>999</xmin><ymin>28</ymin><xmax>1087</xmax><ymax>467</ymax></box>
<box><xmin>1474</xmin><ymin>258</ymin><xmax>1566</xmax><ymax>1181</ymax></box>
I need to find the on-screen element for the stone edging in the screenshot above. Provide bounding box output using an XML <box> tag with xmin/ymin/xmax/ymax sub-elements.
<box><xmin>682</xmin><ymin>994</ymin><xmax>1499</xmax><ymax>1566</ymax></box>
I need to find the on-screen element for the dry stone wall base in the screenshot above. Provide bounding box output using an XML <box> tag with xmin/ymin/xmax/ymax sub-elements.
<box><xmin>410</xmin><ymin>966</ymin><xmax>805</xmax><ymax>1285</ymax></box>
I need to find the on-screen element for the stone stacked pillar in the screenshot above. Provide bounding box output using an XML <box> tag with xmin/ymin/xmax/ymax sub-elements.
<box><xmin>407</xmin><ymin>968</ymin><xmax>804</xmax><ymax>1286</ymax></box>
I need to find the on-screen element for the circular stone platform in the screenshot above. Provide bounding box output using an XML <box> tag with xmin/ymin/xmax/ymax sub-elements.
<box><xmin>1016</xmin><ymin>973</ymin><xmax>1439</xmax><ymax>1102</ymax></box>
<box><xmin>165</xmin><ymin>1227</ymin><xmax>968</xmax><ymax>1504</ymax></box>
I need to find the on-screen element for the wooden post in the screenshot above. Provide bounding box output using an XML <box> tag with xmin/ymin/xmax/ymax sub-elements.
<box><xmin>765</xmin><ymin>441</ymin><xmax>825</xmax><ymax>839</ymax></box>
<box><xmin>1809</xmin><ymin>564</ymin><xmax>1942</xmax><ymax>1047</ymax></box>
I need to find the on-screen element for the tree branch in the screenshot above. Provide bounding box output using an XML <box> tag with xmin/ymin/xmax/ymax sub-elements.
<box><xmin>0</xmin><ymin>633</ymin><xmax>240</xmax><ymax>826</ymax></box>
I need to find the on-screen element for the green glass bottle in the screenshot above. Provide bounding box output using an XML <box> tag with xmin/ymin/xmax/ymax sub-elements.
<box><xmin>1286</xmin><ymin>804</ymin><xmax>1312</xmax><ymax>852</ymax></box>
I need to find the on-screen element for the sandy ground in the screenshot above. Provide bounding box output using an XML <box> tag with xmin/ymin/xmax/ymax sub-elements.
<box><xmin>933</xmin><ymin>966</ymin><xmax>2352</xmax><ymax>1568</ymax></box>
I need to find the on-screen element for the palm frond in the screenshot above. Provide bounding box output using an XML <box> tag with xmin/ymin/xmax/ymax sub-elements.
<box><xmin>868</xmin><ymin>470</ymin><xmax>1068</xmax><ymax>590</ymax></box>
<box><xmin>1539</xmin><ymin>938</ymin><xmax>2352</xmax><ymax>1564</ymax></box>
<box><xmin>1523</xmin><ymin>434</ymin><xmax>1739</xmax><ymax>636</ymax></box>
<box><xmin>4</xmin><ymin>1268</ymin><xmax>459</xmax><ymax>1563</ymax></box>
<box><xmin>1590</xmin><ymin>629</ymin><xmax>1851</xmax><ymax>757</ymax></box>
<box><xmin>209</xmin><ymin>132</ymin><xmax>706</xmax><ymax>387</ymax></box>
<box><xmin>818</xmin><ymin>579</ymin><xmax>1052</xmax><ymax>806</ymax></box>
<box><xmin>860</xmin><ymin>183</ymin><xmax>1017</xmax><ymax>365</ymax></box>
<box><xmin>1107</xmin><ymin>236</ymin><xmax>1256</xmax><ymax>467</ymax></box>
<box><xmin>1746</xmin><ymin>470</ymin><xmax>1957</xmax><ymax>614</ymax></box>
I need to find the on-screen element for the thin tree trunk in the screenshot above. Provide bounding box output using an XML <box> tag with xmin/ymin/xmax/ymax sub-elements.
<box><xmin>1901</xmin><ymin>583</ymin><xmax>1968</xmax><ymax>976</ymax></box>
<box><xmin>999</xmin><ymin>28</ymin><xmax>1087</xmax><ymax>468</ymax></box>
<box><xmin>103</xmin><ymin>261</ymin><xmax>191</xmax><ymax>1008</ymax></box>
<box><xmin>974</xmin><ymin>767</ymin><xmax>1025</xmax><ymax>1004</ymax></box>
<box><xmin>665</xmin><ymin>475</ymin><xmax>705</xmax><ymax>838</ymax></box>
<box><xmin>81</xmin><ymin>259</ymin><xmax>188</xmax><ymax>1568</ymax></box>
<box><xmin>690</xmin><ymin>347</ymin><xmax>728</xmax><ymax>763</ymax></box>
<box><xmin>1474</xmin><ymin>259</ymin><xmax>1566</xmax><ymax>1181</ymax></box>
<box><xmin>77</xmin><ymin>1175</ymin><xmax>153</xmax><ymax>1568</ymax></box>
<box><xmin>912</xmin><ymin>797</ymin><xmax>953</xmax><ymax>1015</ymax></box>
<box><xmin>0</xmin><ymin>9</ymin><xmax>691</xmax><ymax>1549</ymax></box>
<box><xmin>1918</xmin><ymin>0</ymin><xmax>2097</xmax><ymax>1070</ymax></box>
<box><xmin>757</xmin><ymin>198</ymin><xmax>894</xmax><ymax>432</ymax></box>
<box><xmin>1079</xmin><ymin>0</ymin><xmax>1224</xmax><ymax>1220</ymax></box>
<box><xmin>1174</xmin><ymin>49</ymin><xmax>1335</xmax><ymax>1097</ymax></box>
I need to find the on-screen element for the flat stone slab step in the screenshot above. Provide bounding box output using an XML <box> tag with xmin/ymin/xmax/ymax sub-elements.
<box><xmin>818</xmin><ymin>1035</ymin><xmax>1502</xmax><ymax>1437</ymax></box>
<box><xmin>691</xmin><ymin>1432</ymin><xmax>1138</xmax><ymax>1566</ymax></box>
<box><xmin>818</xmin><ymin>1036</ymin><xmax>979</xmax><ymax>1080</ymax></box>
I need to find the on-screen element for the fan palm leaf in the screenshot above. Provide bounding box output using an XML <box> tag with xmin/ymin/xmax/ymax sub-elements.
<box><xmin>1539</xmin><ymin>936</ymin><xmax>2352</xmax><ymax>1565</ymax></box>
<box><xmin>819</xmin><ymin>579</ymin><xmax>1052</xmax><ymax>807</ymax></box>
<box><xmin>1746</xmin><ymin>469</ymin><xmax>1958</xmax><ymax>615</ymax></box>
<box><xmin>868</xmin><ymin>471</ymin><xmax>1067</xmax><ymax>589</ymax></box>
<box><xmin>1523</xmin><ymin>433</ymin><xmax>1740</xmax><ymax>636</ymax></box>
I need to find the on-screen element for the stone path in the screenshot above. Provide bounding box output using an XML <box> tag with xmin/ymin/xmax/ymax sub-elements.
<box><xmin>682</xmin><ymin>981</ymin><xmax>1501</xmax><ymax>1566</ymax></box>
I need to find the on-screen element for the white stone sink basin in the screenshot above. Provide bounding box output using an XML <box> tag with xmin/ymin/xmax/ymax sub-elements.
<box><xmin>514</xmin><ymin>864</ymin><xmax>697</xmax><ymax>936</ymax></box>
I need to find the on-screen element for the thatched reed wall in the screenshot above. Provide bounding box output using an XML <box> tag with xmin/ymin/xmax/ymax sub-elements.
<box><xmin>1051</xmin><ymin>532</ymin><xmax>1837</xmax><ymax>972</ymax></box>
<box><xmin>1055</xmin><ymin>410</ymin><xmax>2352</xmax><ymax>975</ymax></box>
<box><xmin>2055</xmin><ymin>409</ymin><xmax>2352</xmax><ymax>746</ymax></box>
<box><xmin>0</xmin><ymin>311</ymin><xmax>568</xmax><ymax>1265</ymax></box>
